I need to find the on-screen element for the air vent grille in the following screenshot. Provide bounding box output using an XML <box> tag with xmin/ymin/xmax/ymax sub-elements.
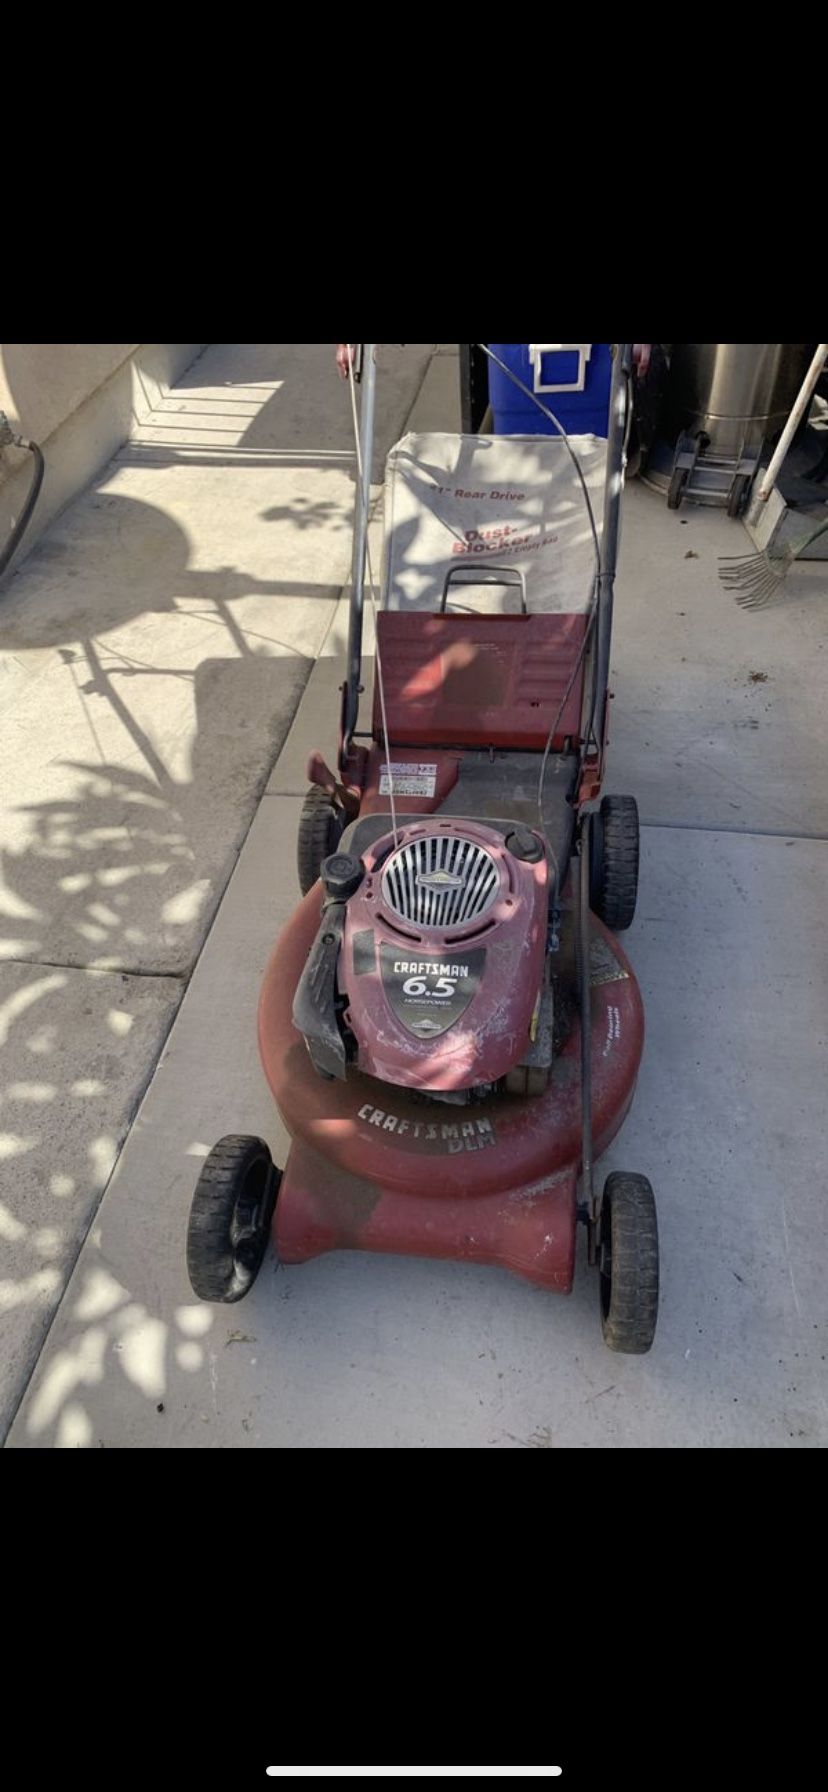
<box><xmin>381</xmin><ymin>834</ymin><xmax>500</xmax><ymax>931</ymax></box>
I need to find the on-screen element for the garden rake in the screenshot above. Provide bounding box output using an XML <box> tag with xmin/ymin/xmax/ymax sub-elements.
<box><xmin>719</xmin><ymin>512</ymin><xmax>828</xmax><ymax>610</ymax></box>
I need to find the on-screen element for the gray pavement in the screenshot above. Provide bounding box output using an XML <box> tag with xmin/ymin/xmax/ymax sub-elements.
<box><xmin>4</xmin><ymin>343</ymin><xmax>828</xmax><ymax>1447</ymax></box>
<box><xmin>0</xmin><ymin>344</ymin><xmax>435</xmax><ymax>1438</ymax></box>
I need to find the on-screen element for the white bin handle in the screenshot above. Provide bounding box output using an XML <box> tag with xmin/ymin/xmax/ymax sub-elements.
<box><xmin>529</xmin><ymin>343</ymin><xmax>592</xmax><ymax>394</ymax></box>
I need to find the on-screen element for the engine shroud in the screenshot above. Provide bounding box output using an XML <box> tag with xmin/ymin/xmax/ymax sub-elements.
<box><xmin>340</xmin><ymin>819</ymin><xmax>548</xmax><ymax>1092</ymax></box>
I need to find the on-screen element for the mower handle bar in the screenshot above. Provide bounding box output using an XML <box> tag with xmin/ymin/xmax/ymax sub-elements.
<box><xmin>342</xmin><ymin>343</ymin><xmax>378</xmax><ymax>761</ymax></box>
<box><xmin>340</xmin><ymin>343</ymin><xmax>632</xmax><ymax>770</ymax></box>
<box><xmin>440</xmin><ymin>563</ymin><xmax>528</xmax><ymax>615</ymax></box>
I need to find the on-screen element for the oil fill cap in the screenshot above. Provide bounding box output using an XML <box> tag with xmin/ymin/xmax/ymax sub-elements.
<box><xmin>321</xmin><ymin>852</ymin><xmax>364</xmax><ymax>900</ymax></box>
<box><xmin>505</xmin><ymin>826</ymin><xmax>544</xmax><ymax>863</ymax></box>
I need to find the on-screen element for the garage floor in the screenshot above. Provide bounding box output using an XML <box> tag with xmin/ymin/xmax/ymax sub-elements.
<box><xmin>5</xmin><ymin>346</ymin><xmax>827</xmax><ymax>1447</ymax></box>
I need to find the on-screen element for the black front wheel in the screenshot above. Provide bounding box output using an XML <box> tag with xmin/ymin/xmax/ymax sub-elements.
<box><xmin>186</xmin><ymin>1135</ymin><xmax>279</xmax><ymax>1303</ymax></box>
<box><xmin>598</xmin><ymin>1172</ymin><xmax>659</xmax><ymax>1354</ymax></box>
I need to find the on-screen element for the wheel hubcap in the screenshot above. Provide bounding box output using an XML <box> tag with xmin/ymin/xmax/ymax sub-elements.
<box><xmin>230</xmin><ymin>1159</ymin><xmax>273</xmax><ymax>1274</ymax></box>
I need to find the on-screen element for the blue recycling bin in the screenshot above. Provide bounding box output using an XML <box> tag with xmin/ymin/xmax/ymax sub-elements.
<box><xmin>488</xmin><ymin>343</ymin><xmax>613</xmax><ymax>438</ymax></box>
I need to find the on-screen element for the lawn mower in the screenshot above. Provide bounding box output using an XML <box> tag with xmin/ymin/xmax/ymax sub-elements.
<box><xmin>186</xmin><ymin>343</ymin><xmax>658</xmax><ymax>1352</ymax></box>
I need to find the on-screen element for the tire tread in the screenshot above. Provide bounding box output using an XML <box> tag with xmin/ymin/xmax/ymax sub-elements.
<box><xmin>186</xmin><ymin>1135</ymin><xmax>277</xmax><ymax>1304</ymax></box>
<box><xmin>600</xmin><ymin>1171</ymin><xmax>659</xmax><ymax>1354</ymax></box>
<box><xmin>297</xmin><ymin>787</ymin><xmax>344</xmax><ymax>896</ymax></box>
<box><xmin>593</xmin><ymin>794</ymin><xmax>639</xmax><ymax>931</ymax></box>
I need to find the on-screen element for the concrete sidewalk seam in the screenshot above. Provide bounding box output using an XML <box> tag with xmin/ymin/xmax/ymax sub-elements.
<box><xmin>641</xmin><ymin>820</ymin><xmax>828</xmax><ymax>842</ymax></box>
<box><xmin>0</xmin><ymin>957</ymin><xmax>188</xmax><ymax>979</ymax></box>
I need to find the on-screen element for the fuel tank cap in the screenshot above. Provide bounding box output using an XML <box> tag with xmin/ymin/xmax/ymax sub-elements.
<box><xmin>321</xmin><ymin>852</ymin><xmax>364</xmax><ymax>901</ymax></box>
<box><xmin>505</xmin><ymin>826</ymin><xmax>544</xmax><ymax>863</ymax></box>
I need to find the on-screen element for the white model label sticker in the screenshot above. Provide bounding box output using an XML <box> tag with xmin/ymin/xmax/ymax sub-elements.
<box><xmin>603</xmin><ymin>1005</ymin><xmax>621</xmax><ymax>1057</ymax></box>
<box><xmin>379</xmin><ymin>761</ymin><xmax>438</xmax><ymax>797</ymax></box>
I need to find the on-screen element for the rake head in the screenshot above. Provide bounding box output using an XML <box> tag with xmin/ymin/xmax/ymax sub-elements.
<box><xmin>719</xmin><ymin>513</ymin><xmax>828</xmax><ymax>610</ymax></box>
<box><xmin>718</xmin><ymin>542</ymin><xmax>798</xmax><ymax>609</ymax></box>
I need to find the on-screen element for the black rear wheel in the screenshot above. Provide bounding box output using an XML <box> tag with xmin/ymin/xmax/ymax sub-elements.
<box><xmin>297</xmin><ymin>786</ymin><xmax>344</xmax><ymax>896</ymax></box>
<box><xmin>186</xmin><ymin>1135</ymin><xmax>279</xmax><ymax>1303</ymax></box>
<box><xmin>590</xmin><ymin>794</ymin><xmax>639</xmax><ymax>931</ymax></box>
<box><xmin>599</xmin><ymin>1171</ymin><xmax>659</xmax><ymax>1353</ymax></box>
<box><xmin>667</xmin><ymin>465</ymin><xmax>688</xmax><ymax>510</ymax></box>
<box><xmin>727</xmin><ymin>473</ymin><xmax>751</xmax><ymax>518</ymax></box>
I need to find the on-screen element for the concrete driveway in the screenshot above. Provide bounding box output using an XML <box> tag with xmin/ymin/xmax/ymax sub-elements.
<box><xmin>4</xmin><ymin>345</ymin><xmax>827</xmax><ymax>1447</ymax></box>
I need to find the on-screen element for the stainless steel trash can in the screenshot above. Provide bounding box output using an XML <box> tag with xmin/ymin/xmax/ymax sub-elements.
<box><xmin>664</xmin><ymin>344</ymin><xmax>815</xmax><ymax>456</ymax></box>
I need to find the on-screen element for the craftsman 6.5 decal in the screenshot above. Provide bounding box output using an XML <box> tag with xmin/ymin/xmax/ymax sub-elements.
<box><xmin>379</xmin><ymin>946</ymin><xmax>486</xmax><ymax>1039</ymax></box>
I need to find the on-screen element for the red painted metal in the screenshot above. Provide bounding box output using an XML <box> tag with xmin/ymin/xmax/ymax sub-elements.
<box><xmin>341</xmin><ymin>819</ymin><xmax>548</xmax><ymax>1090</ymax></box>
<box><xmin>275</xmin><ymin>1138</ymin><xmax>579</xmax><ymax>1293</ymax></box>
<box><xmin>373</xmin><ymin>612</ymin><xmax>588</xmax><ymax>751</ymax></box>
<box><xmin>258</xmin><ymin>880</ymin><xmax>643</xmax><ymax>1292</ymax></box>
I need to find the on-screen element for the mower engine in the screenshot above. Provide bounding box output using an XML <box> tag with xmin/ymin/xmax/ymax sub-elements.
<box><xmin>293</xmin><ymin>818</ymin><xmax>555</xmax><ymax>1101</ymax></box>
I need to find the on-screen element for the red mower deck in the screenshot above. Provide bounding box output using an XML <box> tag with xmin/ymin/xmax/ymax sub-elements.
<box><xmin>258</xmin><ymin>887</ymin><xmax>643</xmax><ymax>1291</ymax></box>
